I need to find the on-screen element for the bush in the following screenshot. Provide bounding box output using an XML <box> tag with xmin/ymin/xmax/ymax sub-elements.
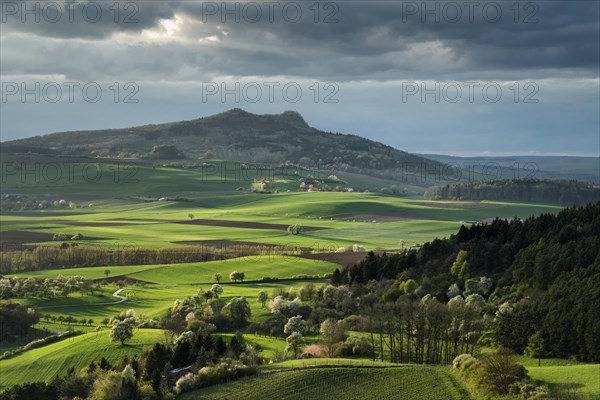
<box><xmin>174</xmin><ymin>373</ymin><xmax>196</xmax><ymax>394</ymax></box>
<box><xmin>332</xmin><ymin>336</ymin><xmax>372</xmax><ymax>358</ymax></box>
<box><xmin>287</xmin><ymin>224</ymin><xmax>303</xmax><ymax>235</ymax></box>
<box><xmin>453</xmin><ymin>354</ymin><xmax>478</xmax><ymax>372</ymax></box>
<box><xmin>195</xmin><ymin>361</ymin><xmax>257</xmax><ymax>389</ymax></box>
<box><xmin>292</xmin><ymin>274</ymin><xmax>319</xmax><ymax>280</ymax></box>
<box><xmin>333</xmin><ymin>342</ymin><xmax>354</xmax><ymax>357</ymax></box>
<box><xmin>508</xmin><ymin>382</ymin><xmax>551</xmax><ymax>399</ymax></box>
<box><xmin>52</xmin><ymin>233</ymin><xmax>69</xmax><ymax>241</ymax></box>
<box><xmin>474</xmin><ymin>352</ymin><xmax>527</xmax><ymax>395</ymax></box>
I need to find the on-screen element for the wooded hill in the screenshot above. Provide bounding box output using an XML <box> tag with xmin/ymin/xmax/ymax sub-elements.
<box><xmin>333</xmin><ymin>202</ymin><xmax>600</xmax><ymax>362</ymax></box>
<box><xmin>1</xmin><ymin>109</ymin><xmax>446</xmax><ymax>184</ymax></box>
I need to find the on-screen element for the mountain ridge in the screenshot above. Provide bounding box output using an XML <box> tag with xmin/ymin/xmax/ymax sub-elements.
<box><xmin>1</xmin><ymin>109</ymin><xmax>445</xmax><ymax>184</ymax></box>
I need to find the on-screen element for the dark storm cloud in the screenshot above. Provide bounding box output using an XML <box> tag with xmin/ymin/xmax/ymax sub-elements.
<box><xmin>1</xmin><ymin>1</ymin><xmax>598</xmax><ymax>156</ymax></box>
<box><xmin>2</xmin><ymin>1</ymin><xmax>598</xmax><ymax>80</ymax></box>
<box><xmin>0</xmin><ymin>0</ymin><xmax>176</xmax><ymax>38</ymax></box>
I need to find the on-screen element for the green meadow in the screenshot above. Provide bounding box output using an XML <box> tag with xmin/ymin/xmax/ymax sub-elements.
<box><xmin>0</xmin><ymin>192</ymin><xmax>562</xmax><ymax>250</ymax></box>
<box><xmin>181</xmin><ymin>364</ymin><xmax>472</xmax><ymax>400</ymax></box>
<box><xmin>0</xmin><ymin>166</ymin><xmax>591</xmax><ymax>398</ymax></box>
<box><xmin>0</xmin><ymin>329</ymin><xmax>164</xmax><ymax>391</ymax></box>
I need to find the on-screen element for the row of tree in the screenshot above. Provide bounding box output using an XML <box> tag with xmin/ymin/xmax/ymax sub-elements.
<box><xmin>0</xmin><ymin>246</ymin><xmax>221</xmax><ymax>274</ymax></box>
<box><xmin>0</xmin><ymin>245</ymin><xmax>302</xmax><ymax>274</ymax></box>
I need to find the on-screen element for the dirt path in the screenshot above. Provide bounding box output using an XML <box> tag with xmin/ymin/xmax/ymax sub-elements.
<box><xmin>36</xmin><ymin>289</ymin><xmax>128</xmax><ymax>309</ymax></box>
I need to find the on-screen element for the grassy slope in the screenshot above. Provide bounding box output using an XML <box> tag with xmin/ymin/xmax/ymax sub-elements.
<box><xmin>9</xmin><ymin>256</ymin><xmax>338</xmax><ymax>283</ymax></box>
<box><xmin>527</xmin><ymin>365</ymin><xmax>600</xmax><ymax>398</ymax></box>
<box><xmin>515</xmin><ymin>356</ymin><xmax>600</xmax><ymax>398</ymax></box>
<box><xmin>0</xmin><ymin>167</ymin><xmax>573</xmax><ymax>396</ymax></box>
<box><xmin>0</xmin><ymin>192</ymin><xmax>562</xmax><ymax>249</ymax></box>
<box><xmin>14</xmin><ymin>280</ymin><xmax>325</xmax><ymax>322</ymax></box>
<box><xmin>0</xmin><ymin>329</ymin><xmax>164</xmax><ymax>390</ymax></box>
<box><xmin>125</xmin><ymin>256</ymin><xmax>337</xmax><ymax>284</ymax></box>
<box><xmin>9</xmin><ymin>265</ymin><xmax>166</xmax><ymax>280</ymax></box>
<box><xmin>0</xmin><ymin>156</ymin><xmax>430</xmax><ymax>197</ymax></box>
<box><xmin>181</xmin><ymin>363</ymin><xmax>472</xmax><ymax>400</ymax></box>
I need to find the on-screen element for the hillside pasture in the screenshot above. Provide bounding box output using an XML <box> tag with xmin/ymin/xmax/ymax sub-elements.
<box><xmin>181</xmin><ymin>364</ymin><xmax>472</xmax><ymax>400</ymax></box>
<box><xmin>0</xmin><ymin>328</ymin><xmax>164</xmax><ymax>390</ymax></box>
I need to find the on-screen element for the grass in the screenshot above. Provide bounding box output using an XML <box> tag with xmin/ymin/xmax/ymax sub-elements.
<box><xmin>214</xmin><ymin>333</ymin><xmax>289</xmax><ymax>360</ymax></box>
<box><xmin>0</xmin><ymin>328</ymin><xmax>164</xmax><ymax>390</ymax></box>
<box><xmin>125</xmin><ymin>256</ymin><xmax>337</xmax><ymax>284</ymax></box>
<box><xmin>0</xmin><ymin>168</ymin><xmax>571</xmax><ymax>395</ymax></box>
<box><xmin>479</xmin><ymin>350</ymin><xmax>600</xmax><ymax>398</ymax></box>
<box><xmin>527</xmin><ymin>364</ymin><xmax>600</xmax><ymax>398</ymax></box>
<box><xmin>0</xmin><ymin>191</ymin><xmax>562</xmax><ymax>250</ymax></box>
<box><xmin>181</xmin><ymin>363</ymin><xmax>472</xmax><ymax>400</ymax></box>
<box><xmin>9</xmin><ymin>256</ymin><xmax>338</xmax><ymax>284</ymax></box>
<box><xmin>10</xmin><ymin>264</ymin><xmax>167</xmax><ymax>280</ymax></box>
<box><xmin>15</xmin><ymin>280</ymin><xmax>326</xmax><ymax>322</ymax></box>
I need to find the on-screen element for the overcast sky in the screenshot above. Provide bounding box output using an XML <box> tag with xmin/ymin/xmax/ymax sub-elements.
<box><xmin>1</xmin><ymin>0</ymin><xmax>598</xmax><ymax>156</ymax></box>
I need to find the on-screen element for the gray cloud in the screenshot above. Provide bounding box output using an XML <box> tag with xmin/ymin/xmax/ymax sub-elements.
<box><xmin>0</xmin><ymin>0</ymin><xmax>598</xmax><ymax>155</ymax></box>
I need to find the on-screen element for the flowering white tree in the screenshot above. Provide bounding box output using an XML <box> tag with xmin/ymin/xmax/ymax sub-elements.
<box><xmin>210</xmin><ymin>284</ymin><xmax>223</xmax><ymax>298</ymax></box>
<box><xmin>284</xmin><ymin>315</ymin><xmax>306</xmax><ymax>336</ymax></box>
<box><xmin>110</xmin><ymin>320</ymin><xmax>133</xmax><ymax>345</ymax></box>
<box><xmin>447</xmin><ymin>283</ymin><xmax>461</xmax><ymax>298</ymax></box>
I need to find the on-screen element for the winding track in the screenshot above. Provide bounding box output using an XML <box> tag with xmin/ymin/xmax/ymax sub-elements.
<box><xmin>36</xmin><ymin>288</ymin><xmax>128</xmax><ymax>309</ymax></box>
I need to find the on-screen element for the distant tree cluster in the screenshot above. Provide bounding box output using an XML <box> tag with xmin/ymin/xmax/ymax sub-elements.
<box><xmin>0</xmin><ymin>196</ymin><xmax>85</xmax><ymax>212</ymax></box>
<box><xmin>149</xmin><ymin>144</ymin><xmax>184</xmax><ymax>159</ymax></box>
<box><xmin>287</xmin><ymin>224</ymin><xmax>303</xmax><ymax>235</ymax></box>
<box><xmin>52</xmin><ymin>232</ymin><xmax>84</xmax><ymax>241</ymax></box>
<box><xmin>425</xmin><ymin>178</ymin><xmax>600</xmax><ymax>205</ymax></box>
<box><xmin>0</xmin><ymin>276</ymin><xmax>95</xmax><ymax>299</ymax></box>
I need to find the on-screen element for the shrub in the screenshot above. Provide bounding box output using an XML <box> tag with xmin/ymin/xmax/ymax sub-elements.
<box><xmin>287</xmin><ymin>224</ymin><xmax>303</xmax><ymax>235</ymax></box>
<box><xmin>452</xmin><ymin>354</ymin><xmax>478</xmax><ymax>374</ymax></box>
<box><xmin>292</xmin><ymin>274</ymin><xmax>319</xmax><ymax>279</ymax></box>
<box><xmin>474</xmin><ymin>351</ymin><xmax>527</xmax><ymax>395</ymax></box>
<box><xmin>174</xmin><ymin>373</ymin><xmax>196</xmax><ymax>394</ymax></box>
<box><xmin>52</xmin><ymin>233</ymin><xmax>69</xmax><ymax>241</ymax></box>
<box><xmin>195</xmin><ymin>361</ymin><xmax>257</xmax><ymax>389</ymax></box>
<box><xmin>508</xmin><ymin>382</ymin><xmax>551</xmax><ymax>399</ymax></box>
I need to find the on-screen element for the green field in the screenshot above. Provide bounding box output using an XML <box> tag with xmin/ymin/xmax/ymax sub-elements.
<box><xmin>527</xmin><ymin>364</ymin><xmax>600</xmax><ymax>398</ymax></box>
<box><xmin>9</xmin><ymin>256</ymin><xmax>338</xmax><ymax>283</ymax></box>
<box><xmin>12</xmin><ymin>280</ymin><xmax>325</xmax><ymax>323</ymax></box>
<box><xmin>0</xmin><ymin>191</ymin><xmax>563</xmax><ymax>250</ymax></box>
<box><xmin>181</xmin><ymin>364</ymin><xmax>472</xmax><ymax>400</ymax></box>
<box><xmin>0</xmin><ymin>328</ymin><xmax>164</xmax><ymax>390</ymax></box>
<box><xmin>0</xmin><ymin>166</ymin><xmax>585</xmax><ymax>398</ymax></box>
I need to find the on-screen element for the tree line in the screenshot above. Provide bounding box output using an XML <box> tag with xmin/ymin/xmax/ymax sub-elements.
<box><xmin>0</xmin><ymin>244</ymin><xmax>302</xmax><ymax>274</ymax></box>
<box><xmin>425</xmin><ymin>178</ymin><xmax>600</xmax><ymax>205</ymax></box>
